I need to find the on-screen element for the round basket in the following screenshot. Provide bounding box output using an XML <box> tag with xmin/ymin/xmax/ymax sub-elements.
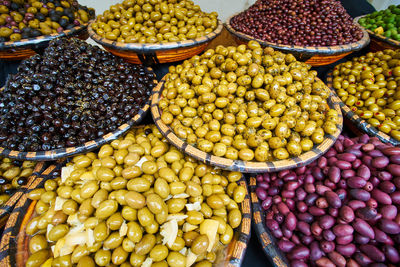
<box><xmin>0</xmin><ymin>21</ymin><xmax>92</xmax><ymax>61</ymax></box>
<box><xmin>326</xmin><ymin>71</ymin><xmax>400</xmax><ymax>146</ymax></box>
<box><xmin>0</xmin><ymin>161</ymin><xmax>46</xmax><ymax>228</ymax></box>
<box><xmin>248</xmin><ymin>176</ymin><xmax>289</xmax><ymax>267</ymax></box>
<box><xmin>0</xmin><ymin>75</ymin><xmax>157</xmax><ymax>161</ymax></box>
<box><xmin>88</xmin><ymin>20</ymin><xmax>223</xmax><ymax>65</ymax></box>
<box><xmin>151</xmin><ymin>77</ymin><xmax>344</xmax><ymax>173</ymax></box>
<box><xmin>225</xmin><ymin>14</ymin><xmax>370</xmax><ymax>67</ymax></box>
<box><xmin>355</xmin><ymin>16</ymin><xmax>400</xmax><ymax>52</ymax></box>
<box><xmin>0</xmin><ymin>163</ymin><xmax>251</xmax><ymax>266</ymax></box>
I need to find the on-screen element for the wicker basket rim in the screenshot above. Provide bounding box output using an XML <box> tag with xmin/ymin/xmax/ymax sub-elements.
<box><xmin>326</xmin><ymin>70</ymin><xmax>400</xmax><ymax>146</ymax></box>
<box><xmin>88</xmin><ymin>19</ymin><xmax>223</xmax><ymax>52</ymax></box>
<box><xmin>0</xmin><ymin>20</ymin><xmax>93</xmax><ymax>50</ymax></box>
<box><xmin>151</xmin><ymin>76</ymin><xmax>344</xmax><ymax>173</ymax></box>
<box><xmin>354</xmin><ymin>15</ymin><xmax>400</xmax><ymax>47</ymax></box>
<box><xmin>0</xmin><ymin>73</ymin><xmax>156</xmax><ymax>161</ymax></box>
<box><xmin>225</xmin><ymin>13</ymin><xmax>370</xmax><ymax>54</ymax></box>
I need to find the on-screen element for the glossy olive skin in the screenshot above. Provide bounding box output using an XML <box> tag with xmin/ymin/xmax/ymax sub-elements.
<box><xmin>26</xmin><ymin>125</ymin><xmax>246</xmax><ymax>266</ymax></box>
<box><xmin>160</xmin><ymin>42</ymin><xmax>339</xmax><ymax>161</ymax></box>
<box><xmin>332</xmin><ymin>50</ymin><xmax>400</xmax><ymax>141</ymax></box>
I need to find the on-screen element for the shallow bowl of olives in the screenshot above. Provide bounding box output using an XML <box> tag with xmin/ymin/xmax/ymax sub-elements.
<box><xmin>0</xmin><ymin>125</ymin><xmax>252</xmax><ymax>267</ymax></box>
<box><xmin>151</xmin><ymin>77</ymin><xmax>343</xmax><ymax>173</ymax></box>
<box><xmin>0</xmin><ymin>159</ymin><xmax>44</xmax><ymax>228</ymax></box>
<box><xmin>225</xmin><ymin>13</ymin><xmax>370</xmax><ymax>67</ymax></box>
<box><xmin>87</xmin><ymin>0</ymin><xmax>223</xmax><ymax>65</ymax></box>
<box><xmin>0</xmin><ymin>1</ymin><xmax>95</xmax><ymax>60</ymax></box>
<box><xmin>355</xmin><ymin>15</ymin><xmax>400</xmax><ymax>52</ymax></box>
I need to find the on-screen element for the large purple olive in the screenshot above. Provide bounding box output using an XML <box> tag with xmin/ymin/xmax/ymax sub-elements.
<box><xmin>339</xmin><ymin>205</ymin><xmax>355</xmax><ymax>223</ymax></box>
<box><xmin>347</xmin><ymin>176</ymin><xmax>367</xmax><ymax>189</ymax></box>
<box><xmin>387</xmin><ymin>164</ymin><xmax>400</xmax><ymax>176</ymax></box>
<box><xmin>325</xmin><ymin>191</ymin><xmax>341</xmax><ymax>208</ymax></box>
<box><xmin>357</xmin><ymin>164</ymin><xmax>371</xmax><ymax>180</ymax></box>
<box><xmin>378</xmin><ymin>218</ymin><xmax>400</xmax><ymax>234</ymax></box>
<box><xmin>333</xmin><ymin>224</ymin><xmax>354</xmax><ymax>237</ymax></box>
<box><xmin>310</xmin><ymin>241</ymin><xmax>323</xmax><ymax>261</ymax></box>
<box><xmin>277</xmin><ymin>240</ymin><xmax>295</xmax><ymax>253</ymax></box>
<box><xmin>380</xmin><ymin>205</ymin><xmax>397</xmax><ymax>220</ymax></box>
<box><xmin>360</xmin><ymin>244</ymin><xmax>385</xmax><ymax>262</ymax></box>
<box><xmin>336</xmin><ymin>244</ymin><xmax>356</xmax><ymax>257</ymax></box>
<box><xmin>353</xmin><ymin>218</ymin><xmax>375</xmax><ymax>239</ymax></box>
<box><xmin>383</xmin><ymin>244</ymin><xmax>400</xmax><ymax>263</ymax></box>
<box><xmin>289</xmin><ymin>245</ymin><xmax>310</xmax><ymax>260</ymax></box>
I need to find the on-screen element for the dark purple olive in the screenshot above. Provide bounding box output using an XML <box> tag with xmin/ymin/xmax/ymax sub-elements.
<box><xmin>341</xmin><ymin>169</ymin><xmax>356</xmax><ymax>179</ymax></box>
<box><xmin>378</xmin><ymin>179</ymin><xmax>395</xmax><ymax>193</ymax></box>
<box><xmin>353</xmin><ymin>218</ymin><xmax>375</xmax><ymax>239</ymax></box>
<box><xmin>349</xmin><ymin>189</ymin><xmax>371</xmax><ymax>201</ymax></box>
<box><xmin>304</xmin><ymin>193</ymin><xmax>318</xmax><ymax>206</ymax></box>
<box><xmin>336</xmin><ymin>244</ymin><xmax>356</xmax><ymax>257</ymax></box>
<box><xmin>374</xmin><ymin>227</ymin><xmax>394</xmax><ymax>245</ymax></box>
<box><xmin>371</xmin><ymin>188</ymin><xmax>392</xmax><ymax>205</ymax></box>
<box><xmin>284</xmin><ymin>212</ymin><xmax>297</xmax><ymax>231</ymax></box>
<box><xmin>357</xmin><ymin>164</ymin><xmax>371</xmax><ymax>180</ymax></box>
<box><xmin>277</xmin><ymin>202</ymin><xmax>290</xmax><ymax>215</ymax></box>
<box><xmin>295</xmin><ymin>188</ymin><xmax>307</xmax><ymax>201</ymax></box>
<box><xmin>354</xmin><ymin>233</ymin><xmax>370</xmax><ymax>244</ymax></box>
<box><xmin>347</xmin><ymin>176</ymin><xmax>367</xmax><ymax>189</ymax></box>
<box><xmin>328</xmin><ymin>251</ymin><xmax>346</xmax><ymax>267</ymax></box>
<box><xmin>383</xmin><ymin>244</ymin><xmax>400</xmax><ymax>263</ymax></box>
<box><xmin>318</xmin><ymin>156</ymin><xmax>327</xmax><ymax>168</ymax></box>
<box><xmin>296</xmin><ymin>201</ymin><xmax>307</xmax><ymax>213</ymax></box>
<box><xmin>328</xmin><ymin>166</ymin><xmax>340</xmax><ymax>183</ymax></box>
<box><xmin>329</xmin><ymin>207</ymin><xmax>338</xmax><ymax>217</ymax></box>
<box><xmin>380</xmin><ymin>205</ymin><xmax>397</xmax><ymax>220</ymax></box>
<box><xmin>322</xmin><ymin>229</ymin><xmax>335</xmax><ymax>241</ymax></box>
<box><xmin>378</xmin><ymin>218</ymin><xmax>400</xmax><ymax>234</ymax></box>
<box><xmin>378</xmin><ymin>171</ymin><xmax>392</xmax><ymax>181</ymax></box>
<box><xmin>325</xmin><ymin>191</ymin><xmax>341</xmax><ymax>208</ymax></box>
<box><xmin>355</xmin><ymin>207</ymin><xmax>378</xmax><ymax>221</ymax></box>
<box><xmin>296</xmin><ymin>212</ymin><xmax>313</xmax><ymax>223</ymax></box>
<box><xmin>319</xmin><ymin>215</ymin><xmax>335</xmax><ymax>230</ymax></box>
<box><xmin>352</xmin><ymin>159</ymin><xmax>362</xmax><ymax>169</ymax></box>
<box><xmin>261</xmin><ymin>197</ymin><xmax>272</xmax><ymax>210</ymax></box>
<box><xmin>278</xmin><ymin>240</ymin><xmax>295</xmax><ymax>252</ymax></box>
<box><xmin>310</xmin><ymin>241</ymin><xmax>323</xmax><ymax>261</ymax></box>
<box><xmin>266</xmin><ymin>219</ymin><xmax>279</xmax><ymax>230</ymax></box>
<box><xmin>337</xmin><ymin>152</ymin><xmax>356</xmax><ymax>162</ymax></box>
<box><xmin>258</xmin><ymin>181</ymin><xmax>270</xmax><ymax>190</ymax></box>
<box><xmin>289</xmin><ymin>245</ymin><xmax>310</xmax><ymax>260</ymax></box>
<box><xmin>348</xmin><ymin>200</ymin><xmax>366</xmax><ymax>210</ymax></box>
<box><xmin>282</xmin><ymin>226</ymin><xmax>293</xmax><ymax>239</ymax></box>
<box><xmin>387</xmin><ymin>164</ymin><xmax>400</xmax><ymax>176</ymax></box>
<box><xmin>333</xmin><ymin>224</ymin><xmax>354</xmax><ymax>237</ymax></box>
<box><xmin>336</xmin><ymin>234</ymin><xmax>353</xmax><ymax>245</ymax></box>
<box><xmin>382</xmin><ymin>147</ymin><xmax>400</xmax><ymax>156</ymax></box>
<box><xmin>320</xmin><ymin>240</ymin><xmax>335</xmax><ymax>253</ymax></box>
<box><xmin>256</xmin><ymin>188</ymin><xmax>267</xmax><ymax>201</ymax></box>
<box><xmin>368</xmin><ymin>149</ymin><xmax>384</xmax><ymax>157</ymax></box>
<box><xmin>346</xmin><ymin>148</ymin><xmax>363</xmax><ymax>158</ymax></box>
<box><xmin>391</xmin><ymin>191</ymin><xmax>400</xmax><ymax>205</ymax></box>
<box><xmin>339</xmin><ymin>205</ymin><xmax>355</xmax><ymax>223</ymax></box>
<box><xmin>335</xmin><ymin>160</ymin><xmax>352</xmax><ymax>170</ymax></box>
<box><xmin>309</xmin><ymin>206</ymin><xmax>326</xmax><ymax>216</ymax></box>
<box><xmin>297</xmin><ymin>221</ymin><xmax>311</xmax><ymax>236</ymax></box>
<box><xmin>360</xmin><ymin>244</ymin><xmax>385</xmax><ymax>262</ymax></box>
<box><xmin>390</xmin><ymin>155</ymin><xmax>400</xmax><ymax>164</ymax></box>
<box><xmin>354</xmin><ymin>252</ymin><xmax>373</xmax><ymax>266</ymax></box>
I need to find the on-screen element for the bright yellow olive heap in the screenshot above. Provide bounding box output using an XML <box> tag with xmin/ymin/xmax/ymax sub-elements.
<box><xmin>332</xmin><ymin>49</ymin><xmax>400</xmax><ymax>141</ymax></box>
<box><xmin>26</xmin><ymin>125</ymin><xmax>245</xmax><ymax>267</ymax></box>
<box><xmin>159</xmin><ymin>41</ymin><xmax>339</xmax><ymax>161</ymax></box>
<box><xmin>91</xmin><ymin>0</ymin><xmax>218</xmax><ymax>43</ymax></box>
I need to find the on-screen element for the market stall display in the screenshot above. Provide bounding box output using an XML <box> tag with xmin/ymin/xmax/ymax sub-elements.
<box><xmin>88</xmin><ymin>0</ymin><xmax>222</xmax><ymax>64</ymax></box>
<box><xmin>0</xmin><ymin>125</ymin><xmax>251</xmax><ymax>267</ymax></box>
<box><xmin>252</xmin><ymin>134</ymin><xmax>400</xmax><ymax>266</ymax></box>
<box><xmin>0</xmin><ymin>37</ymin><xmax>157</xmax><ymax>160</ymax></box>
<box><xmin>0</xmin><ymin>0</ymin><xmax>95</xmax><ymax>60</ymax></box>
<box><xmin>152</xmin><ymin>41</ymin><xmax>343</xmax><ymax>172</ymax></box>
<box><xmin>0</xmin><ymin>159</ymin><xmax>44</xmax><ymax>227</ymax></box>
<box><xmin>327</xmin><ymin>49</ymin><xmax>400</xmax><ymax>146</ymax></box>
<box><xmin>225</xmin><ymin>0</ymin><xmax>369</xmax><ymax>66</ymax></box>
<box><xmin>356</xmin><ymin>5</ymin><xmax>400</xmax><ymax>51</ymax></box>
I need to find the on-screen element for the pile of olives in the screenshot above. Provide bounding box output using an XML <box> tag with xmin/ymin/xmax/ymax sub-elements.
<box><xmin>0</xmin><ymin>0</ymin><xmax>94</xmax><ymax>42</ymax></box>
<box><xmin>332</xmin><ymin>49</ymin><xmax>400</xmax><ymax>141</ymax></box>
<box><xmin>0</xmin><ymin>38</ymin><xmax>156</xmax><ymax>152</ymax></box>
<box><xmin>359</xmin><ymin>5</ymin><xmax>400</xmax><ymax>41</ymax></box>
<box><xmin>0</xmin><ymin>158</ymin><xmax>36</xmax><ymax>206</ymax></box>
<box><xmin>26</xmin><ymin>125</ymin><xmax>246</xmax><ymax>267</ymax></box>
<box><xmin>91</xmin><ymin>0</ymin><xmax>218</xmax><ymax>43</ymax></box>
<box><xmin>159</xmin><ymin>41</ymin><xmax>340</xmax><ymax>162</ymax></box>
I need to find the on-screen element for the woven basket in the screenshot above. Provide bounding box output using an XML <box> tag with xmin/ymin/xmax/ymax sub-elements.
<box><xmin>355</xmin><ymin>16</ymin><xmax>400</xmax><ymax>52</ymax></box>
<box><xmin>225</xmin><ymin>14</ymin><xmax>370</xmax><ymax>67</ymax></box>
<box><xmin>88</xmin><ymin>21</ymin><xmax>223</xmax><ymax>65</ymax></box>
<box><xmin>0</xmin><ymin>74</ymin><xmax>157</xmax><ymax>161</ymax></box>
<box><xmin>0</xmin><ymin>161</ymin><xmax>251</xmax><ymax>266</ymax></box>
<box><xmin>248</xmin><ymin>176</ymin><xmax>289</xmax><ymax>267</ymax></box>
<box><xmin>326</xmin><ymin>71</ymin><xmax>400</xmax><ymax>146</ymax></box>
<box><xmin>0</xmin><ymin>161</ymin><xmax>46</xmax><ymax>228</ymax></box>
<box><xmin>0</xmin><ymin>21</ymin><xmax>92</xmax><ymax>61</ymax></box>
<box><xmin>151</xmin><ymin>77</ymin><xmax>344</xmax><ymax>173</ymax></box>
